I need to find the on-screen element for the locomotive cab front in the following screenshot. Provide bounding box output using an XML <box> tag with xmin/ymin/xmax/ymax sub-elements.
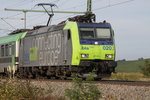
<box><xmin>78</xmin><ymin>23</ymin><xmax>114</xmax><ymax>60</ymax></box>
<box><xmin>77</xmin><ymin>22</ymin><xmax>117</xmax><ymax>77</ymax></box>
<box><xmin>63</xmin><ymin>21</ymin><xmax>117</xmax><ymax>78</ymax></box>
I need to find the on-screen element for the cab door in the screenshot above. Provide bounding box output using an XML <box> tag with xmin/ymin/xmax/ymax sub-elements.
<box><xmin>63</xmin><ymin>30</ymin><xmax>72</xmax><ymax>65</ymax></box>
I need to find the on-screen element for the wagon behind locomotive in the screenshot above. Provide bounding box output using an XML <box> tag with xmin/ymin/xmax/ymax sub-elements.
<box><xmin>0</xmin><ymin>32</ymin><xmax>27</xmax><ymax>75</ymax></box>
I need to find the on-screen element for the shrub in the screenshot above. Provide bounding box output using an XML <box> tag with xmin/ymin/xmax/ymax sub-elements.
<box><xmin>0</xmin><ymin>79</ymin><xmax>52</xmax><ymax>100</ymax></box>
<box><xmin>140</xmin><ymin>60</ymin><xmax>150</xmax><ymax>77</ymax></box>
<box><xmin>65</xmin><ymin>73</ymin><xmax>101</xmax><ymax>100</ymax></box>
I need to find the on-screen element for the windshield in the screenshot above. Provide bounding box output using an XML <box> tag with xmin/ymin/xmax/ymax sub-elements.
<box><xmin>79</xmin><ymin>28</ymin><xmax>94</xmax><ymax>39</ymax></box>
<box><xmin>96</xmin><ymin>28</ymin><xmax>111</xmax><ymax>39</ymax></box>
<box><xmin>79</xmin><ymin>28</ymin><xmax>111</xmax><ymax>39</ymax></box>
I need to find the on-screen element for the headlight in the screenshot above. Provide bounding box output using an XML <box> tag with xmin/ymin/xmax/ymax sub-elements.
<box><xmin>105</xmin><ymin>54</ymin><xmax>113</xmax><ymax>59</ymax></box>
<box><xmin>95</xmin><ymin>41</ymin><xmax>98</xmax><ymax>45</ymax></box>
<box><xmin>81</xmin><ymin>54</ymin><xmax>89</xmax><ymax>58</ymax></box>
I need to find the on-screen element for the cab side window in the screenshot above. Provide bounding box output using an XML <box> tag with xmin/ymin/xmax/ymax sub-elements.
<box><xmin>5</xmin><ymin>44</ymin><xmax>9</xmax><ymax>56</ymax></box>
<box><xmin>8</xmin><ymin>44</ymin><xmax>12</xmax><ymax>56</ymax></box>
<box><xmin>1</xmin><ymin>45</ymin><xmax>4</xmax><ymax>57</ymax></box>
<box><xmin>11</xmin><ymin>43</ymin><xmax>15</xmax><ymax>55</ymax></box>
<box><xmin>67</xmin><ymin>30</ymin><xmax>71</xmax><ymax>40</ymax></box>
<box><xmin>0</xmin><ymin>43</ymin><xmax>15</xmax><ymax>57</ymax></box>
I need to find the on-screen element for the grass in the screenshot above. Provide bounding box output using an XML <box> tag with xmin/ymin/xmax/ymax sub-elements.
<box><xmin>113</xmin><ymin>58</ymin><xmax>150</xmax><ymax>81</ymax></box>
<box><xmin>116</xmin><ymin>59</ymin><xmax>150</xmax><ymax>72</ymax></box>
<box><xmin>0</xmin><ymin>78</ymin><xmax>65</xmax><ymax>100</ymax></box>
<box><xmin>106</xmin><ymin>72</ymin><xmax>150</xmax><ymax>81</ymax></box>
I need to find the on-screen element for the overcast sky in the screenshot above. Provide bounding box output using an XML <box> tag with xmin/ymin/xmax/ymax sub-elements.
<box><xmin>0</xmin><ymin>0</ymin><xmax>150</xmax><ymax>60</ymax></box>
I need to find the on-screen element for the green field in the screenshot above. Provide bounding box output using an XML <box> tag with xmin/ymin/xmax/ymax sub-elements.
<box><xmin>115</xmin><ymin>58</ymin><xmax>150</xmax><ymax>72</ymax></box>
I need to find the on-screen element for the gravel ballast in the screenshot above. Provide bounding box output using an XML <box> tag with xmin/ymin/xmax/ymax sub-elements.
<box><xmin>32</xmin><ymin>81</ymin><xmax>150</xmax><ymax>100</ymax></box>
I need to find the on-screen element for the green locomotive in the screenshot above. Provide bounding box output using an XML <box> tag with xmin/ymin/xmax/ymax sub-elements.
<box><xmin>0</xmin><ymin>18</ymin><xmax>117</xmax><ymax>79</ymax></box>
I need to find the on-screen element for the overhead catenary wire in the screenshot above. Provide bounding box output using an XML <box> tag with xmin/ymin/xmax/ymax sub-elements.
<box><xmin>59</xmin><ymin>0</ymin><xmax>103</xmax><ymax>12</ymax></box>
<box><xmin>27</xmin><ymin>13</ymin><xmax>76</xmax><ymax>27</ymax></box>
<box><xmin>51</xmin><ymin>0</ymin><xmax>60</xmax><ymax>3</ymax></box>
<box><xmin>3</xmin><ymin>0</ymin><xmax>49</xmax><ymax>29</ymax></box>
<box><xmin>1</xmin><ymin>0</ymin><xmax>136</xmax><ymax>32</ymax></box>
<box><xmin>0</xmin><ymin>28</ymin><xmax>13</xmax><ymax>31</ymax></box>
<box><xmin>0</xmin><ymin>17</ymin><xmax>24</xmax><ymax>20</ymax></box>
<box><xmin>93</xmin><ymin>0</ymin><xmax>135</xmax><ymax>11</ymax></box>
<box><xmin>26</xmin><ymin>0</ymin><xmax>83</xmax><ymax>27</ymax></box>
<box><xmin>4</xmin><ymin>0</ymin><xmax>40</xmax><ymax>20</ymax></box>
<box><xmin>57</xmin><ymin>0</ymin><xmax>68</xmax><ymax>7</ymax></box>
<box><xmin>3</xmin><ymin>0</ymin><xmax>89</xmax><ymax>23</ymax></box>
<box><xmin>0</xmin><ymin>18</ymin><xmax>16</xmax><ymax>29</ymax></box>
<box><xmin>26</xmin><ymin>0</ymin><xmax>70</xmax><ymax>27</ymax></box>
<box><xmin>53</xmin><ymin>13</ymin><xmax>78</xmax><ymax>22</ymax></box>
<box><xmin>4</xmin><ymin>13</ymin><xmax>23</xmax><ymax>20</ymax></box>
<box><xmin>6</xmin><ymin>0</ymin><xmax>27</xmax><ymax>8</ymax></box>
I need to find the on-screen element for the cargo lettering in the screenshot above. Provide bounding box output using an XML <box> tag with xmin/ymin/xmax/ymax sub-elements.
<box><xmin>31</xmin><ymin>31</ymin><xmax>62</xmax><ymax>66</ymax></box>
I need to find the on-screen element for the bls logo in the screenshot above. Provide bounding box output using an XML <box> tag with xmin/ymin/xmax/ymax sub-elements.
<box><xmin>82</xmin><ymin>47</ymin><xmax>89</xmax><ymax>50</ymax></box>
<box><xmin>103</xmin><ymin>46</ymin><xmax>112</xmax><ymax>50</ymax></box>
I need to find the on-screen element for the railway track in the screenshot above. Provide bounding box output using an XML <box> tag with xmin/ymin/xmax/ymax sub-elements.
<box><xmin>1</xmin><ymin>78</ymin><xmax>150</xmax><ymax>87</ymax></box>
<box><xmin>96</xmin><ymin>80</ymin><xmax>150</xmax><ymax>87</ymax></box>
<box><xmin>18</xmin><ymin>79</ymin><xmax>150</xmax><ymax>87</ymax></box>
